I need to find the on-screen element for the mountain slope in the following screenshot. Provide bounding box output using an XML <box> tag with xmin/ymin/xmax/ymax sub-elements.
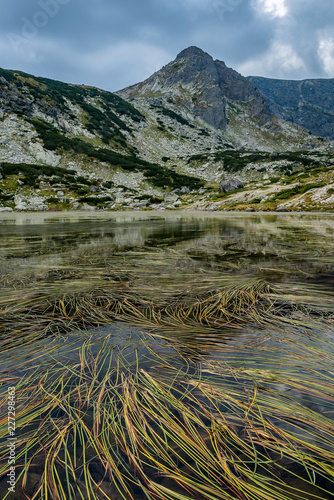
<box><xmin>247</xmin><ymin>76</ymin><xmax>334</xmax><ymax>140</ymax></box>
<box><xmin>118</xmin><ymin>46</ymin><xmax>272</xmax><ymax>129</ymax></box>
<box><xmin>118</xmin><ymin>46</ymin><xmax>272</xmax><ymax>131</ymax></box>
<box><xmin>0</xmin><ymin>67</ymin><xmax>207</xmax><ymax>211</ymax></box>
<box><xmin>116</xmin><ymin>46</ymin><xmax>327</xmax><ymax>151</ymax></box>
<box><xmin>0</xmin><ymin>48</ymin><xmax>333</xmax><ymax>213</ymax></box>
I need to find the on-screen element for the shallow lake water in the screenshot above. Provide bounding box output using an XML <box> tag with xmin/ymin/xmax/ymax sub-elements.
<box><xmin>1</xmin><ymin>210</ymin><xmax>334</xmax><ymax>281</ymax></box>
<box><xmin>0</xmin><ymin>211</ymin><xmax>334</xmax><ymax>500</ymax></box>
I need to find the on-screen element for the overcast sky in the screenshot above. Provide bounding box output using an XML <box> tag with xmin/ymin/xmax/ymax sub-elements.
<box><xmin>1</xmin><ymin>0</ymin><xmax>334</xmax><ymax>92</ymax></box>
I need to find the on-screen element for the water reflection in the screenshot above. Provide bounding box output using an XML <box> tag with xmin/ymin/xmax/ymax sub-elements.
<box><xmin>1</xmin><ymin>211</ymin><xmax>334</xmax><ymax>283</ymax></box>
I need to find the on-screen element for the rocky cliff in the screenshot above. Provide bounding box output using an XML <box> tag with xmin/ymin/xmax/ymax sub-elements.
<box><xmin>248</xmin><ymin>76</ymin><xmax>334</xmax><ymax>140</ymax></box>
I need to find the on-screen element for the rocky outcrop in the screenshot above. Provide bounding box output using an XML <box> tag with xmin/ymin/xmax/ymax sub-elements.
<box><xmin>14</xmin><ymin>194</ymin><xmax>47</xmax><ymax>211</ymax></box>
<box><xmin>248</xmin><ymin>76</ymin><xmax>334</xmax><ymax>140</ymax></box>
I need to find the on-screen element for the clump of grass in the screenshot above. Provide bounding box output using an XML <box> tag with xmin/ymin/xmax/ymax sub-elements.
<box><xmin>1</xmin><ymin>275</ymin><xmax>332</xmax><ymax>352</ymax></box>
<box><xmin>77</xmin><ymin>195</ymin><xmax>114</xmax><ymax>206</ymax></box>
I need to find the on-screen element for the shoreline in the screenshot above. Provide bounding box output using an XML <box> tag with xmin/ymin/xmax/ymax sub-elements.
<box><xmin>0</xmin><ymin>207</ymin><xmax>334</xmax><ymax>215</ymax></box>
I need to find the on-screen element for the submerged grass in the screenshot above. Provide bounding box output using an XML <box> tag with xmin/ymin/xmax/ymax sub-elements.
<box><xmin>0</xmin><ymin>234</ymin><xmax>334</xmax><ymax>499</ymax></box>
<box><xmin>0</xmin><ymin>329</ymin><xmax>334</xmax><ymax>499</ymax></box>
<box><xmin>1</xmin><ymin>274</ymin><xmax>332</xmax><ymax>350</ymax></box>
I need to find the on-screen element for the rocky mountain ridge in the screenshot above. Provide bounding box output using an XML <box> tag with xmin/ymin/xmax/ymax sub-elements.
<box><xmin>116</xmin><ymin>47</ymin><xmax>332</xmax><ymax>156</ymax></box>
<box><xmin>247</xmin><ymin>76</ymin><xmax>334</xmax><ymax>140</ymax></box>
<box><xmin>0</xmin><ymin>46</ymin><xmax>333</xmax><ymax>212</ymax></box>
<box><xmin>118</xmin><ymin>46</ymin><xmax>272</xmax><ymax>131</ymax></box>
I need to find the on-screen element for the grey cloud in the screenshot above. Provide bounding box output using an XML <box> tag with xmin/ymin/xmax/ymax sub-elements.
<box><xmin>0</xmin><ymin>0</ymin><xmax>333</xmax><ymax>92</ymax></box>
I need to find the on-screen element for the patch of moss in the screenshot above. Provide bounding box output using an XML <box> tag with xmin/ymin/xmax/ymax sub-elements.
<box><xmin>271</xmin><ymin>182</ymin><xmax>326</xmax><ymax>201</ymax></box>
<box><xmin>76</xmin><ymin>187</ymin><xmax>90</xmax><ymax>196</ymax></box>
<box><xmin>187</xmin><ymin>150</ymin><xmax>323</xmax><ymax>174</ymax></box>
<box><xmin>102</xmin><ymin>180</ymin><xmax>114</xmax><ymax>189</ymax></box>
<box><xmin>78</xmin><ymin>195</ymin><xmax>113</xmax><ymax>206</ymax></box>
<box><xmin>45</xmin><ymin>196</ymin><xmax>60</xmax><ymax>203</ymax></box>
<box><xmin>0</xmin><ymin>162</ymin><xmax>69</xmax><ymax>188</ymax></box>
<box><xmin>28</xmin><ymin>120</ymin><xmax>204</xmax><ymax>190</ymax></box>
<box><xmin>137</xmin><ymin>194</ymin><xmax>163</xmax><ymax>204</ymax></box>
<box><xmin>0</xmin><ymin>162</ymin><xmax>102</xmax><ymax>196</ymax></box>
<box><xmin>151</xmin><ymin>105</ymin><xmax>195</xmax><ymax>128</ymax></box>
<box><xmin>0</xmin><ymin>192</ymin><xmax>14</xmax><ymax>203</ymax></box>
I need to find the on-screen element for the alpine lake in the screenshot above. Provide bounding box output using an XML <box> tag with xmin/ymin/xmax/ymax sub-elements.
<box><xmin>0</xmin><ymin>210</ymin><xmax>334</xmax><ymax>500</ymax></box>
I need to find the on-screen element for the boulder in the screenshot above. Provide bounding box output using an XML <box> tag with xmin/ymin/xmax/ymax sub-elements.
<box><xmin>89</xmin><ymin>185</ymin><xmax>101</xmax><ymax>193</ymax></box>
<box><xmin>219</xmin><ymin>178</ymin><xmax>244</xmax><ymax>193</ymax></box>
<box><xmin>81</xmin><ymin>203</ymin><xmax>97</xmax><ymax>211</ymax></box>
<box><xmin>180</xmin><ymin>186</ymin><xmax>191</xmax><ymax>194</ymax></box>
<box><xmin>164</xmin><ymin>192</ymin><xmax>179</xmax><ymax>204</ymax></box>
<box><xmin>206</xmin><ymin>204</ymin><xmax>218</xmax><ymax>211</ymax></box>
<box><xmin>0</xmin><ymin>207</ymin><xmax>13</xmax><ymax>212</ymax></box>
<box><xmin>15</xmin><ymin>202</ymin><xmax>29</xmax><ymax>211</ymax></box>
<box><xmin>245</xmin><ymin>207</ymin><xmax>255</xmax><ymax>212</ymax></box>
<box><xmin>276</xmin><ymin>205</ymin><xmax>289</xmax><ymax>212</ymax></box>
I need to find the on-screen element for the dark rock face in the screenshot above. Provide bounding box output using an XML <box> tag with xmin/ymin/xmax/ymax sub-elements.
<box><xmin>175</xmin><ymin>48</ymin><xmax>227</xmax><ymax>129</ymax></box>
<box><xmin>219</xmin><ymin>178</ymin><xmax>244</xmax><ymax>193</ymax></box>
<box><xmin>0</xmin><ymin>83</ymin><xmax>34</xmax><ymax>117</ymax></box>
<box><xmin>248</xmin><ymin>76</ymin><xmax>334</xmax><ymax>140</ymax></box>
<box><xmin>118</xmin><ymin>46</ymin><xmax>272</xmax><ymax>130</ymax></box>
<box><xmin>214</xmin><ymin>60</ymin><xmax>271</xmax><ymax>126</ymax></box>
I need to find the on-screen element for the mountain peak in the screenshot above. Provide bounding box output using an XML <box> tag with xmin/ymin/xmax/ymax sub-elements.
<box><xmin>176</xmin><ymin>46</ymin><xmax>212</xmax><ymax>60</ymax></box>
<box><xmin>117</xmin><ymin>47</ymin><xmax>272</xmax><ymax>130</ymax></box>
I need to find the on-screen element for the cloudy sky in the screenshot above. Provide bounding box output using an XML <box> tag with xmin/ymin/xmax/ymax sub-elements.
<box><xmin>1</xmin><ymin>0</ymin><xmax>334</xmax><ymax>92</ymax></box>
